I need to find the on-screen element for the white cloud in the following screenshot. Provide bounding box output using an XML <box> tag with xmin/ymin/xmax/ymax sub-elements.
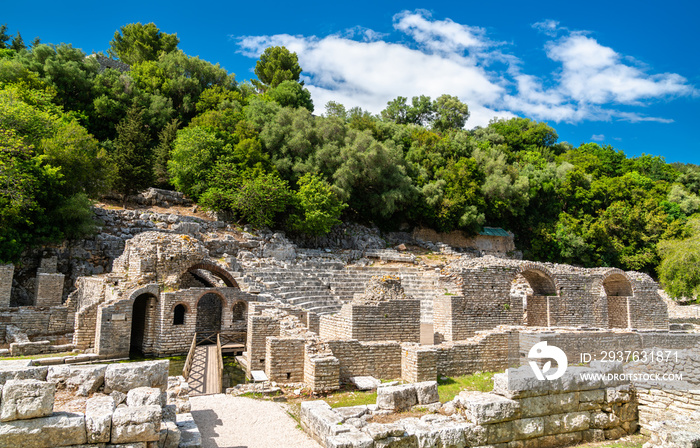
<box><xmin>235</xmin><ymin>11</ymin><xmax>696</xmax><ymax>128</ymax></box>
<box><xmin>591</xmin><ymin>134</ymin><xmax>605</xmax><ymax>141</ymax></box>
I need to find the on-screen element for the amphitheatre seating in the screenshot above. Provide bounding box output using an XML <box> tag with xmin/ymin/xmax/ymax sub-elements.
<box><xmin>238</xmin><ymin>266</ymin><xmax>441</xmax><ymax>321</ymax></box>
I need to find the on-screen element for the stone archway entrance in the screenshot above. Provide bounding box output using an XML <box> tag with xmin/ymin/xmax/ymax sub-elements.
<box><xmin>603</xmin><ymin>273</ymin><xmax>633</xmax><ymax>328</ymax></box>
<box><xmin>196</xmin><ymin>293</ymin><xmax>223</xmax><ymax>342</ymax></box>
<box><xmin>130</xmin><ymin>293</ymin><xmax>157</xmax><ymax>355</ymax></box>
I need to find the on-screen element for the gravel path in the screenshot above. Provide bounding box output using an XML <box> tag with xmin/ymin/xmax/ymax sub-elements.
<box><xmin>190</xmin><ymin>394</ymin><xmax>322</xmax><ymax>448</ymax></box>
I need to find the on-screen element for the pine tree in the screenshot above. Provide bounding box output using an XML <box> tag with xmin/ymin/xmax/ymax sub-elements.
<box><xmin>0</xmin><ymin>24</ymin><xmax>10</xmax><ymax>49</ymax></box>
<box><xmin>153</xmin><ymin>118</ymin><xmax>180</xmax><ymax>188</ymax></box>
<box><xmin>10</xmin><ymin>31</ymin><xmax>25</xmax><ymax>51</ymax></box>
<box><xmin>112</xmin><ymin>107</ymin><xmax>153</xmax><ymax>206</ymax></box>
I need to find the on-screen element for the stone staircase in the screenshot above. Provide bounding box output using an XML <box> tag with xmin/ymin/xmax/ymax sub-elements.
<box><xmin>237</xmin><ymin>266</ymin><xmax>444</xmax><ymax>321</ymax></box>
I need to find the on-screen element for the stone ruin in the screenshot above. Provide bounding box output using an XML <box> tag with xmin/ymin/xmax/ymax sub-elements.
<box><xmin>0</xmin><ymin>206</ymin><xmax>698</xmax><ymax>448</ymax></box>
<box><xmin>302</xmin><ymin>361</ymin><xmax>640</xmax><ymax>448</ymax></box>
<box><xmin>0</xmin><ymin>359</ymin><xmax>200</xmax><ymax>447</ymax></box>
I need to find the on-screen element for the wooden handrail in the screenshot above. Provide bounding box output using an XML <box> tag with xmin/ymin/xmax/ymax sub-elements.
<box><xmin>216</xmin><ymin>333</ymin><xmax>224</xmax><ymax>393</ymax></box>
<box><xmin>182</xmin><ymin>332</ymin><xmax>198</xmax><ymax>380</ymax></box>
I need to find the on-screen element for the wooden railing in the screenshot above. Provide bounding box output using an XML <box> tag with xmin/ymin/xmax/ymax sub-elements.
<box><xmin>218</xmin><ymin>331</ymin><xmax>246</xmax><ymax>346</ymax></box>
<box><xmin>216</xmin><ymin>333</ymin><xmax>224</xmax><ymax>393</ymax></box>
<box><xmin>182</xmin><ymin>332</ymin><xmax>198</xmax><ymax>380</ymax></box>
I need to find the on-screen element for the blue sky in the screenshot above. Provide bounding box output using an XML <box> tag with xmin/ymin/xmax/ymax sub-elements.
<box><xmin>4</xmin><ymin>0</ymin><xmax>699</xmax><ymax>163</ymax></box>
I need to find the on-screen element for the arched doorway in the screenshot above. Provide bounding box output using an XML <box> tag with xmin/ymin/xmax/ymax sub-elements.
<box><xmin>603</xmin><ymin>273</ymin><xmax>633</xmax><ymax>328</ymax></box>
<box><xmin>130</xmin><ymin>293</ymin><xmax>157</xmax><ymax>355</ymax></box>
<box><xmin>512</xmin><ymin>268</ymin><xmax>557</xmax><ymax>327</ymax></box>
<box><xmin>196</xmin><ymin>293</ymin><xmax>223</xmax><ymax>342</ymax></box>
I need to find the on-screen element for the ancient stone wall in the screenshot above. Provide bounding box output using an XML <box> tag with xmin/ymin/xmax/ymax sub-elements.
<box><xmin>326</xmin><ymin>340</ymin><xmax>402</xmax><ymax>381</ymax></box>
<box><xmin>245</xmin><ymin>312</ymin><xmax>280</xmax><ymax>375</ymax></box>
<box><xmin>0</xmin><ymin>306</ymin><xmax>72</xmax><ymax>345</ymax></box>
<box><xmin>34</xmin><ymin>273</ymin><xmax>65</xmax><ymax>307</ymax></box>
<box><xmin>319</xmin><ymin>301</ymin><xmax>421</xmax><ymax>343</ymax></box>
<box><xmin>265</xmin><ymin>337</ymin><xmax>305</xmax><ymax>383</ymax></box>
<box><xmin>0</xmin><ymin>264</ymin><xmax>14</xmax><ymax>307</ymax></box>
<box><xmin>304</xmin><ymin>351</ymin><xmax>340</xmax><ymax>393</ymax></box>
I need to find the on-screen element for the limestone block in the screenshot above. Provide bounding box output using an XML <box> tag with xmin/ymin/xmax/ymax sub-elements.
<box><xmin>487</xmin><ymin>421</ymin><xmax>514</xmax><ymax>444</ymax></box>
<box><xmin>544</xmin><ymin>412</ymin><xmax>590</xmax><ymax>435</ymax></box>
<box><xmin>0</xmin><ymin>412</ymin><xmax>87</xmax><ymax>447</ymax></box>
<box><xmin>513</xmin><ymin>417</ymin><xmax>545</xmax><ymax>440</ymax></box>
<box><xmin>301</xmin><ymin>400</ymin><xmax>347</xmax><ymax>441</ymax></box>
<box><xmin>606</xmin><ymin>385</ymin><xmax>631</xmax><ymax>404</ymax></box>
<box><xmin>176</xmin><ymin>413</ymin><xmax>202</xmax><ymax>448</ymax></box>
<box><xmin>414</xmin><ymin>381</ymin><xmax>439</xmax><ymax>405</ymax></box>
<box><xmin>437</xmin><ymin>422</ymin><xmax>468</xmax><ymax>448</ymax></box>
<box><xmin>0</xmin><ymin>379</ymin><xmax>55</xmax><ymax>421</ymax></box>
<box><xmin>401</xmin><ymin>418</ymin><xmax>440</xmax><ymax>448</ymax></box>
<box><xmin>86</xmin><ymin>395</ymin><xmax>115</xmax><ymax>443</ymax></box>
<box><xmin>327</xmin><ymin>430</ymin><xmax>374</xmax><ymax>448</ymax></box>
<box><xmin>457</xmin><ymin>391</ymin><xmax>520</xmax><ymax>425</ymax></box>
<box><xmin>377</xmin><ymin>384</ymin><xmax>418</xmax><ymax>411</ymax></box>
<box><xmin>463</xmin><ymin>422</ymin><xmax>487</xmax><ymax>446</ymax></box>
<box><xmin>335</xmin><ymin>405</ymin><xmax>369</xmax><ymax>421</ymax></box>
<box><xmin>590</xmin><ymin>412</ymin><xmax>620</xmax><ymax>430</ymax></box>
<box><xmin>519</xmin><ymin>392</ymin><xmax>578</xmax><ymax>418</ymax></box>
<box><xmin>578</xmin><ymin>390</ymin><xmax>605</xmax><ymax>411</ymax></box>
<box><xmin>365</xmin><ymin>423</ymin><xmax>406</xmax><ymax>440</ymax></box>
<box><xmin>604</xmin><ymin>427</ymin><xmax>626</xmax><ymax>440</ymax></box>
<box><xmin>374</xmin><ymin>435</ymin><xmax>418</xmax><ymax>448</ymax></box>
<box><xmin>537</xmin><ymin>431</ymin><xmax>582</xmax><ymax>448</ymax></box>
<box><xmin>47</xmin><ymin>364</ymin><xmax>107</xmax><ymax>396</ymax></box>
<box><xmin>0</xmin><ymin>365</ymin><xmax>48</xmax><ymax>385</ymax></box>
<box><xmin>104</xmin><ymin>360</ymin><xmax>169</xmax><ymax>393</ymax></box>
<box><xmin>582</xmin><ymin>429</ymin><xmax>605</xmax><ymax>443</ymax></box>
<box><xmin>159</xmin><ymin>420</ymin><xmax>181</xmax><ymax>448</ymax></box>
<box><xmin>126</xmin><ymin>387</ymin><xmax>166</xmax><ymax>407</ymax></box>
<box><xmin>615</xmin><ymin>402</ymin><xmax>637</xmax><ymax>423</ymax></box>
<box><xmin>111</xmin><ymin>405</ymin><xmax>162</xmax><ymax>443</ymax></box>
<box><xmin>350</xmin><ymin>376</ymin><xmax>381</xmax><ymax>391</ymax></box>
<box><xmin>162</xmin><ymin>404</ymin><xmax>177</xmax><ymax>422</ymax></box>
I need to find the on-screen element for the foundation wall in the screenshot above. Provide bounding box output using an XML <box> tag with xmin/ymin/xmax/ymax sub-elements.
<box><xmin>326</xmin><ymin>340</ymin><xmax>402</xmax><ymax>381</ymax></box>
<box><xmin>35</xmin><ymin>273</ymin><xmax>65</xmax><ymax>307</ymax></box>
<box><xmin>266</xmin><ymin>337</ymin><xmax>305</xmax><ymax>383</ymax></box>
<box><xmin>0</xmin><ymin>264</ymin><xmax>13</xmax><ymax>308</ymax></box>
<box><xmin>0</xmin><ymin>306</ymin><xmax>71</xmax><ymax>344</ymax></box>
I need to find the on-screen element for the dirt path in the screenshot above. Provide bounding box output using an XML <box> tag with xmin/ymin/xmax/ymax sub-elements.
<box><xmin>189</xmin><ymin>394</ymin><xmax>322</xmax><ymax>448</ymax></box>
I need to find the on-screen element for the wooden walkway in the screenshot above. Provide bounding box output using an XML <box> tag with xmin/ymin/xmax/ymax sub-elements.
<box><xmin>188</xmin><ymin>345</ymin><xmax>221</xmax><ymax>396</ymax></box>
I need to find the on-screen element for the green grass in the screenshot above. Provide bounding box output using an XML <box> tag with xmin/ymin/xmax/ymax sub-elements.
<box><xmin>0</xmin><ymin>351</ymin><xmax>76</xmax><ymax>361</ymax></box>
<box><xmin>326</xmin><ymin>390</ymin><xmax>378</xmax><ymax>408</ymax></box>
<box><xmin>437</xmin><ymin>371</ymin><xmax>498</xmax><ymax>403</ymax></box>
<box><xmin>323</xmin><ymin>371</ymin><xmax>499</xmax><ymax>409</ymax></box>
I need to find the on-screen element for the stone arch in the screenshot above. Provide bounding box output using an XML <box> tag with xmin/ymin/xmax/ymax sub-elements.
<box><xmin>130</xmin><ymin>292</ymin><xmax>158</xmax><ymax>355</ymax></box>
<box><xmin>232</xmin><ymin>301</ymin><xmax>248</xmax><ymax>329</ymax></box>
<box><xmin>185</xmin><ymin>262</ymin><xmax>239</xmax><ymax>288</ymax></box>
<box><xmin>173</xmin><ymin>303</ymin><xmax>187</xmax><ymax>325</ymax></box>
<box><xmin>600</xmin><ymin>269</ymin><xmax>633</xmax><ymax>328</ymax></box>
<box><xmin>195</xmin><ymin>291</ymin><xmax>224</xmax><ymax>338</ymax></box>
<box><xmin>513</xmin><ymin>264</ymin><xmax>558</xmax><ymax>327</ymax></box>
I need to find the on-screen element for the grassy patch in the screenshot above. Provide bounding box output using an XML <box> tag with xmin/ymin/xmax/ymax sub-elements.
<box><xmin>0</xmin><ymin>351</ymin><xmax>77</xmax><ymax>361</ymax></box>
<box><xmin>325</xmin><ymin>390</ymin><xmax>378</xmax><ymax>408</ymax></box>
<box><xmin>437</xmin><ymin>371</ymin><xmax>498</xmax><ymax>403</ymax></box>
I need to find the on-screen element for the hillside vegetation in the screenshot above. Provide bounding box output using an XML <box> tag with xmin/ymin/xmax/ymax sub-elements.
<box><xmin>1</xmin><ymin>22</ymin><xmax>699</xmax><ymax>298</ymax></box>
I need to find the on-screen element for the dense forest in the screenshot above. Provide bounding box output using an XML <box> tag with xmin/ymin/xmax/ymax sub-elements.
<box><xmin>1</xmin><ymin>22</ymin><xmax>699</xmax><ymax>299</ymax></box>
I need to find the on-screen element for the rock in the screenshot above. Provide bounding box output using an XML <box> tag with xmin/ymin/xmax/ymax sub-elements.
<box><xmin>172</xmin><ymin>222</ymin><xmax>201</xmax><ymax>234</ymax></box>
<box><xmin>544</xmin><ymin>412</ymin><xmax>590</xmax><ymax>435</ymax></box>
<box><xmin>350</xmin><ymin>376</ymin><xmax>381</xmax><ymax>391</ymax></box>
<box><xmin>0</xmin><ymin>379</ymin><xmax>55</xmax><ymax>422</ymax></box>
<box><xmin>414</xmin><ymin>381</ymin><xmax>439</xmax><ymax>405</ymax></box>
<box><xmin>5</xmin><ymin>325</ymin><xmax>29</xmax><ymax>343</ymax></box>
<box><xmin>300</xmin><ymin>400</ymin><xmax>347</xmax><ymax>441</ymax></box>
<box><xmin>47</xmin><ymin>364</ymin><xmax>107</xmax><ymax>396</ymax></box>
<box><xmin>365</xmin><ymin>423</ymin><xmax>406</xmax><ymax>440</ymax></box>
<box><xmin>0</xmin><ymin>412</ymin><xmax>87</xmax><ymax>447</ymax></box>
<box><xmin>377</xmin><ymin>384</ymin><xmax>418</xmax><ymax>412</ymax></box>
<box><xmin>440</xmin><ymin>401</ymin><xmax>457</xmax><ymax>416</ymax></box>
<box><xmin>374</xmin><ymin>435</ymin><xmax>418</xmax><ymax>447</ymax></box>
<box><xmin>159</xmin><ymin>420</ymin><xmax>181</xmax><ymax>448</ymax></box>
<box><xmin>104</xmin><ymin>360</ymin><xmax>169</xmax><ymax>393</ymax></box>
<box><xmin>111</xmin><ymin>390</ymin><xmax>127</xmax><ymax>406</ymax></box>
<box><xmin>513</xmin><ymin>417</ymin><xmax>545</xmax><ymax>440</ymax></box>
<box><xmin>327</xmin><ymin>430</ymin><xmax>374</xmax><ymax>448</ymax></box>
<box><xmin>456</xmin><ymin>391</ymin><xmax>520</xmax><ymax>425</ymax></box>
<box><xmin>86</xmin><ymin>395</ymin><xmax>115</xmax><ymax>443</ymax></box>
<box><xmin>111</xmin><ymin>405</ymin><xmax>162</xmax><ymax>443</ymax></box>
<box><xmin>126</xmin><ymin>387</ymin><xmax>166</xmax><ymax>407</ymax></box>
<box><xmin>176</xmin><ymin>413</ymin><xmax>203</xmax><ymax>448</ymax></box>
<box><xmin>0</xmin><ymin>365</ymin><xmax>48</xmax><ymax>385</ymax></box>
<box><xmin>336</xmin><ymin>405</ymin><xmax>369</xmax><ymax>421</ymax></box>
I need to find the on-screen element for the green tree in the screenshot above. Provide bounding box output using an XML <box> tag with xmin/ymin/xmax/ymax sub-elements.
<box><xmin>168</xmin><ymin>126</ymin><xmax>224</xmax><ymax>199</ymax></box>
<box><xmin>108</xmin><ymin>22</ymin><xmax>179</xmax><ymax>65</ymax></box>
<box><xmin>432</xmin><ymin>94</ymin><xmax>469</xmax><ymax>132</ymax></box>
<box><xmin>0</xmin><ymin>24</ymin><xmax>10</xmax><ymax>49</ymax></box>
<box><xmin>10</xmin><ymin>32</ymin><xmax>25</xmax><ymax>52</ymax></box>
<box><xmin>112</xmin><ymin>107</ymin><xmax>153</xmax><ymax>205</ymax></box>
<box><xmin>153</xmin><ymin>118</ymin><xmax>180</xmax><ymax>187</ymax></box>
<box><xmin>253</xmin><ymin>46</ymin><xmax>302</xmax><ymax>91</ymax></box>
<box><xmin>289</xmin><ymin>173</ymin><xmax>347</xmax><ymax>235</ymax></box>
<box><xmin>266</xmin><ymin>80</ymin><xmax>313</xmax><ymax>112</ymax></box>
<box><xmin>658</xmin><ymin>217</ymin><xmax>700</xmax><ymax>299</ymax></box>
